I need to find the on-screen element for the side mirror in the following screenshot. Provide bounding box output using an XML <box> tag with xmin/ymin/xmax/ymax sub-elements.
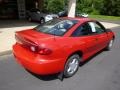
<box><xmin>106</xmin><ymin>28</ymin><xmax>112</xmax><ymax>32</ymax></box>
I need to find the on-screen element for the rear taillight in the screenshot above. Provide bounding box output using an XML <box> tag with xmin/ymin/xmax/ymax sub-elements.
<box><xmin>38</xmin><ymin>48</ymin><xmax>52</xmax><ymax>55</ymax></box>
<box><xmin>30</xmin><ymin>46</ymin><xmax>52</xmax><ymax>55</ymax></box>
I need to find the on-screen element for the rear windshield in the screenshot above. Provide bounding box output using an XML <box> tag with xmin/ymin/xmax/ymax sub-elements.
<box><xmin>35</xmin><ymin>18</ymin><xmax>78</xmax><ymax>36</ymax></box>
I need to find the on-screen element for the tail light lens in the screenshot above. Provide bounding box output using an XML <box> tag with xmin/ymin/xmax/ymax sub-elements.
<box><xmin>30</xmin><ymin>46</ymin><xmax>52</xmax><ymax>55</ymax></box>
<box><xmin>38</xmin><ymin>47</ymin><xmax>52</xmax><ymax>55</ymax></box>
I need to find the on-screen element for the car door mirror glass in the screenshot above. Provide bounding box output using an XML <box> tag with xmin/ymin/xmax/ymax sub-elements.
<box><xmin>106</xmin><ymin>28</ymin><xmax>111</xmax><ymax>32</ymax></box>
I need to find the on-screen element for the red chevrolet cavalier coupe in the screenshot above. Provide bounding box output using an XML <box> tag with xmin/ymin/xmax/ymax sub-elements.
<box><xmin>13</xmin><ymin>17</ymin><xmax>115</xmax><ymax>78</ymax></box>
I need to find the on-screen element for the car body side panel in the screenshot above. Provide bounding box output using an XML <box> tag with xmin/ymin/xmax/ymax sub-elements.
<box><xmin>94</xmin><ymin>33</ymin><xmax>109</xmax><ymax>50</ymax></box>
<box><xmin>54</xmin><ymin>35</ymin><xmax>100</xmax><ymax>62</ymax></box>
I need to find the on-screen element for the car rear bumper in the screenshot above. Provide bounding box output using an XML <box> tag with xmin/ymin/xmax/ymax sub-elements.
<box><xmin>13</xmin><ymin>43</ymin><xmax>65</xmax><ymax>75</ymax></box>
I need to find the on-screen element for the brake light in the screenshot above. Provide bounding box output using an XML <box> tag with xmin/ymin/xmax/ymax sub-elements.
<box><xmin>30</xmin><ymin>46</ymin><xmax>52</xmax><ymax>55</ymax></box>
<box><xmin>38</xmin><ymin>48</ymin><xmax>52</xmax><ymax>55</ymax></box>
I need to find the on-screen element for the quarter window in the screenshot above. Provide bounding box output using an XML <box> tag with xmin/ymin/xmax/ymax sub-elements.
<box><xmin>88</xmin><ymin>22</ymin><xmax>105</xmax><ymax>34</ymax></box>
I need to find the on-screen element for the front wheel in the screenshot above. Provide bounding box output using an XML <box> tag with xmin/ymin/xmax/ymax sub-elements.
<box><xmin>105</xmin><ymin>39</ymin><xmax>114</xmax><ymax>51</ymax></box>
<box><xmin>64</xmin><ymin>54</ymin><xmax>80</xmax><ymax>78</ymax></box>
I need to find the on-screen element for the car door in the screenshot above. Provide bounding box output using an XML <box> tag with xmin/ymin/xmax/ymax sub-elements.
<box><xmin>88</xmin><ymin>21</ymin><xmax>108</xmax><ymax>51</ymax></box>
<box><xmin>71</xmin><ymin>22</ymin><xmax>100</xmax><ymax>60</ymax></box>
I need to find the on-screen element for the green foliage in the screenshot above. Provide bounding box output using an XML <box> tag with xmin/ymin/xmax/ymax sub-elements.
<box><xmin>77</xmin><ymin>0</ymin><xmax>120</xmax><ymax>16</ymax></box>
<box><xmin>90</xmin><ymin>15</ymin><xmax>120</xmax><ymax>21</ymax></box>
<box><xmin>43</xmin><ymin>0</ymin><xmax>120</xmax><ymax>16</ymax></box>
<box><xmin>102</xmin><ymin>0</ymin><xmax>120</xmax><ymax>16</ymax></box>
<box><xmin>90</xmin><ymin>9</ymin><xmax>100</xmax><ymax>15</ymax></box>
<box><xmin>76</xmin><ymin>0</ymin><xmax>103</xmax><ymax>15</ymax></box>
<box><xmin>46</xmin><ymin>0</ymin><xmax>64</xmax><ymax>13</ymax></box>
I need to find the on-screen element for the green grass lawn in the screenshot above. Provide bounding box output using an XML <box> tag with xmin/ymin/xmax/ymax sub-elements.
<box><xmin>89</xmin><ymin>15</ymin><xmax>120</xmax><ymax>21</ymax></box>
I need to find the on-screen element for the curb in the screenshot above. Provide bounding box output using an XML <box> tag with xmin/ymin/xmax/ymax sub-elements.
<box><xmin>0</xmin><ymin>50</ymin><xmax>12</xmax><ymax>56</ymax></box>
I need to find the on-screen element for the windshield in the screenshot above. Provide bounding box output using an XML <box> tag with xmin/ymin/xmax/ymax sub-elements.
<box><xmin>35</xmin><ymin>18</ymin><xmax>78</xmax><ymax>36</ymax></box>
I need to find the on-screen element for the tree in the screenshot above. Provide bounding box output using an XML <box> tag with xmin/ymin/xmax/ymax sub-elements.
<box><xmin>116</xmin><ymin>0</ymin><xmax>120</xmax><ymax>16</ymax></box>
<box><xmin>76</xmin><ymin>0</ymin><xmax>103</xmax><ymax>14</ymax></box>
<box><xmin>102</xmin><ymin>0</ymin><xmax>120</xmax><ymax>16</ymax></box>
<box><xmin>46</xmin><ymin>0</ymin><xmax>65</xmax><ymax>13</ymax></box>
<box><xmin>44</xmin><ymin>0</ymin><xmax>120</xmax><ymax>16</ymax></box>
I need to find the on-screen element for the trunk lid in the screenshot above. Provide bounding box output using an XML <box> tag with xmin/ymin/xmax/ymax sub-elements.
<box><xmin>15</xmin><ymin>29</ymin><xmax>54</xmax><ymax>45</ymax></box>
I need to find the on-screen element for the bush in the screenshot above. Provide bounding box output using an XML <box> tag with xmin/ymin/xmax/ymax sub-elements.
<box><xmin>90</xmin><ymin>9</ymin><xmax>100</xmax><ymax>15</ymax></box>
<box><xmin>47</xmin><ymin>0</ymin><xmax>64</xmax><ymax>13</ymax></box>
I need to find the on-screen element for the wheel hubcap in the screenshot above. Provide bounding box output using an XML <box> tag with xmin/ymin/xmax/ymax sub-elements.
<box><xmin>109</xmin><ymin>40</ymin><xmax>113</xmax><ymax>48</ymax></box>
<box><xmin>67</xmin><ymin>58</ymin><xmax>79</xmax><ymax>75</ymax></box>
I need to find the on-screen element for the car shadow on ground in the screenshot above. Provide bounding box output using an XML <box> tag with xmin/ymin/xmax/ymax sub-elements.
<box><xmin>26</xmin><ymin>69</ymin><xmax>59</xmax><ymax>81</ymax></box>
<box><xmin>27</xmin><ymin>49</ymin><xmax>107</xmax><ymax>81</ymax></box>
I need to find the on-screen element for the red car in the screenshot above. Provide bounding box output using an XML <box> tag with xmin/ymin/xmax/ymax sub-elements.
<box><xmin>13</xmin><ymin>17</ymin><xmax>115</xmax><ymax>78</ymax></box>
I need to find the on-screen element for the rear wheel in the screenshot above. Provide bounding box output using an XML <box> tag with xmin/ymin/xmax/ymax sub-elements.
<box><xmin>105</xmin><ymin>39</ymin><xmax>114</xmax><ymax>51</ymax></box>
<box><xmin>64</xmin><ymin>54</ymin><xmax>80</xmax><ymax>78</ymax></box>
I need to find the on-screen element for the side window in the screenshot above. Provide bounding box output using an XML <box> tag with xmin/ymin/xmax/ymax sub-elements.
<box><xmin>88</xmin><ymin>22</ymin><xmax>105</xmax><ymax>34</ymax></box>
<box><xmin>71</xmin><ymin>23</ymin><xmax>92</xmax><ymax>37</ymax></box>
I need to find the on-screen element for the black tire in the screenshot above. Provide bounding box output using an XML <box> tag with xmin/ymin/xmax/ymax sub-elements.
<box><xmin>40</xmin><ymin>18</ymin><xmax>45</xmax><ymax>24</ymax></box>
<box><xmin>105</xmin><ymin>39</ymin><xmax>114</xmax><ymax>51</ymax></box>
<box><xmin>64</xmin><ymin>54</ymin><xmax>80</xmax><ymax>78</ymax></box>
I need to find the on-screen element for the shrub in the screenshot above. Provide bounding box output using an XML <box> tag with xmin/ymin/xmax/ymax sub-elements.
<box><xmin>47</xmin><ymin>0</ymin><xmax>64</xmax><ymax>13</ymax></box>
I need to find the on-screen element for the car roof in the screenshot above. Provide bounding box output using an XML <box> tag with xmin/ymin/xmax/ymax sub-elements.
<box><xmin>61</xmin><ymin>17</ymin><xmax>94</xmax><ymax>23</ymax></box>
